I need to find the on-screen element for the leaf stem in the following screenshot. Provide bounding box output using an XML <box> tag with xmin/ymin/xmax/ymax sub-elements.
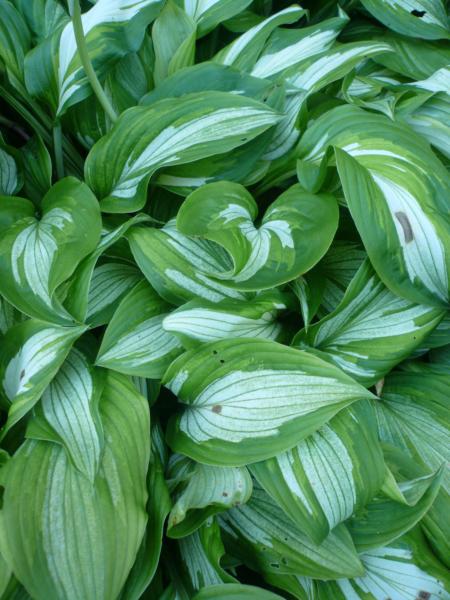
<box><xmin>70</xmin><ymin>0</ymin><xmax>118</xmax><ymax>123</ymax></box>
<box><xmin>53</xmin><ymin>123</ymin><xmax>65</xmax><ymax>179</ymax></box>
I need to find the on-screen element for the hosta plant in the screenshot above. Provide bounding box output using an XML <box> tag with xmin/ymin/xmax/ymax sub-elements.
<box><xmin>0</xmin><ymin>0</ymin><xmax>449</xmax><ymax>598</ymax></box>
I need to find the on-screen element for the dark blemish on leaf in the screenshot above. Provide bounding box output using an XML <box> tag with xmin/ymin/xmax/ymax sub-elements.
<box><xmin>411</xmin><ymin>9</ymin><xmax>426</xmax><ymax>17</ymax></box>
<box><xmin>270</xmin><ymin>563</ymin><xmax>279</xmax><ymax>569</ymax></box>
<box><xmin>212</xmin><ymin>405</ymin><xmax>222</xmax><ymax>414</ymax></box>
<box><xmin>0</xmin><ymin>485</ymin><xmax>4</xmax><ymax>509</ymax></box>
<box><xmin>222</xmin><ymin>491</ymin><xmax>228</xmax><ymax>497</ymax></box>
<box><xmin>19</xmin><ymin>370</ymin><xmax>25</xmax><ymax>380</ymax></box>
<box><xmin>220</xmin><ymin>359</ymin><xmax>225</xmax><ymax>364</ymax></box>
<box><xmin>418</xmin><ymin>592</ymin><xmax>431</xmax><ymax>600</ymax></box>
<box><xmin>281</xmin><ymin>557</ymin><xmax>288</xmax><ymax>565</ymax></box>
<box><xmin>212</xmin><ymin>350</ymin><xmax>218</xmax><ymax>355</ymax></box>
<box><xmin>395</xmin><ymin>211</ymin><xmax>414</xmax><ymax>243</ymax></box>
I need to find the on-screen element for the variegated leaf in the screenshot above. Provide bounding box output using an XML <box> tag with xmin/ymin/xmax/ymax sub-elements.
<box><xmin>163</xmin><ymin>292</ymin><xmax>289</xmax><ymax>347</ymax></box>
<box><xmin>85</xmin><ymin>92</ymin><xmax>281</xmax><ymax>212</ymax></box>
<box><xmin>167</xmin><ymin>454</ymin><xmax>252</xmax><ymax>537</ymax></box>
<box><xmin>213</xmin><ymin>6</ymin><xmax>306</xmax><ymax>71</ymax></box>
<box><xmin>293</xmin><ymin>260</ymin><xmax>445</xmax><ymax>385</ymax></box>
<box><xmin>176</xmin><ymin>181</ymin><xmax>338</xmax><ymax>290</ymax></box>
<box><xmin>25</xmin><ymin>0</ymin><xmax>164</xmax><ymax>116</ymax></box>
<box><xmin>85</xmin><ymin>261</ymin><xmax>142</xmax><ymax>326</ymax></box>
<box><xmin>96</xmin><ymin>280</ymin><xmax>183</xmax><ymax>378</ymax></box>
<box><xmin>219</xmin><ymin>483</ymin><xmax>364</xmax><ymax>579</ymax></box>
<box><xmin>64</xmin><ymin>213</ymin><xmax>151</xmax><ymax>323</ymax></box>
<box><xmin>376</xmin><ymin>365</ymin><xmax>450</xmax><ymax>494</ymax></box>
<box><xmin>128</xmin><ymin>220</ymin><xmax>246</xmax><ymax>306</ymax></box>
<box><xmin>0</xmin><ymin>319</ymin><xmax>86</xmax><ymax>437</ymax></box>
<box><xmin>298</xmin><ymin>104</ymin><xmax>450</xmax><ymax>307</ymax></box>
<box><xmin>179</xmin><ymin>0</ymin><xmax>252</xmax><ymax>37</ymax></box>
<box><xmin>0</xmin><ymin>178</ymin><xmax>102</xmax><ymax>324</ymax></box>
<box><xmin>164</xmin><ymin>338</ymin><xmax>373</xmax><ymax>465</ymax></box>
<box><xmin>177</xmin><ymin>520</ymin><xmax>235</xmax><ymax>590</ymax></box>
<box><xmin>313</xmin><ymin>529</ymin><xmax>450</xmax><ymax>599</ymax></box>
<box><xmin>26</xmin><ymin>348</ymin><xmax>103</xmax><ymax>483</ymax></box>
<box><xmin>0</xmin><ymin>371</ymin><xmax>150</xmax><ymax>600</ymax></box>
<box><xmin>250</xmin><ymin>400</ymin><xmax>385</xmax><ymax>544</ymax></box>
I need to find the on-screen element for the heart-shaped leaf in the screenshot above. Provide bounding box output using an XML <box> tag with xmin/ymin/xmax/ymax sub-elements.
<box><xmin>176</xmin><ymin>181</ymin><xmax>339</xmax><ymax>290</ymax></box>
<box><xmin>0</xmin><ymin>177</ymin><xmax>102</xmax><ymax>324</ymax></box>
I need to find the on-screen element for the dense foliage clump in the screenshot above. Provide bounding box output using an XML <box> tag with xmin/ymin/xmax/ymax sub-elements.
<box><xmin>0</xmin><ymin>0</ymin><xmax>449</xmax><ymax>598</ymax></box>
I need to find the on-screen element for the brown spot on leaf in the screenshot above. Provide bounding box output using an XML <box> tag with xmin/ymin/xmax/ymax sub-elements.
<box><xmin>418</xmin><ymin>592</ymin><xmax>431</xmax><ymax>600</ymax></box>
<box><xmin>222</xmin><ymin>491</ymin><xmax>228</xmax><ymax>497</ymax></box>
<box><xmin>212</xmin><ymin>405</ymin><xmax>222</xmax><ymax>414</ymax></box>
<box><xmin>411</xmin><ymin>9</ymin><xmax>426</xmax><ymax>16</ymax></box>
<box><xmin>19</xmin><ymin>370</ymin><xmax>25</xmax><ymax>380</ymax></box>
<box><xmin>395</xmin><ymin>211</ymin><xmax>414</xmax><ymax>243</ymax></box>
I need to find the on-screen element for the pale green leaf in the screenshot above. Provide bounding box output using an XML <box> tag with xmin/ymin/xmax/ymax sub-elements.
<box><xmin>192</xmin><ymin>583</ymin><xmax>284</xmax><ymax>600</ymax></box>
<box><xmin>179</xmin><ymin>0</ymin><xmax>253</xmax><ymax>37</ymax></box>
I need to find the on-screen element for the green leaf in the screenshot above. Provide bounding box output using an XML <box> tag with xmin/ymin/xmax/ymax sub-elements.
<box><xmin>361</xmin><ymin>0</ymin><xmax>450</xmax><ymax>40</ymax></box>
<box><xmin>85</xmin><ymin>92</ymin><xmax>281</xmax><ymax>212</ymax></box>
<box><xmin>163</xmin><ymin>291</ymin><xmax>289</xmax><ymax>348</ymax></box>
<box><xmin>219</xmin><ymin>483</ymin><xmax>364</xmax><ymax>579</ymax></box>
<box><xmin>13</xmin><ymin>0</ymin><xmax>67</xmax><ymax>43</ymax></box>
<box><xmin>0</xmin><ymin>319</ymin><xmax>86</xmax><ymax>437</ymax></box>
<box><xmin>348</xmin><ymin>466</ymin><xmax>444</xmax><ymax>552</ymax></box>
<box><xmin>167</xmin><ymin>455</ymin><xmax>252</xmax><ymax>537</ymax></box>
<box><xmin>0</xmin><ymin>370</ymin><xmax>150</xmax><ymax>600</ymax></box>
<box><xmin>0</xmin><ymin>177</ymin><xmax>102</xmax><ymax>324</ymax></box>
<box><xmin>298</xmin><ymin>104</ymin><xmax>450</xmax><ymax>307</ymax></box>
<box><xmin>19</xmin><ymin>135</ymin><xmax>52</xmax><ymax>205</ymax></box>
<box><xmin>293</xmin><ymin>260</ymin><xmax>445</xmax><ymax>385</ymax></box>
<box><xmin>164</xmin><ymin>338</ymin><xmax>373</xmax><ymax>466</ymax></box>
<box><xmin>24</xmin><ymin>0</ymin><xmax>164</xmax><ymax>116</ymax></box>
<box><xmin>192</xmin><ymin>583</ymin><xmax>284</xmax><ymax>600</ymax></box>
<box><xmin>152</xmin><ymin>0</ymin><xmax>196</xmax><ymax>85</ymax></box>
<box><xmin>96</xmin><ymin>280</ymin><xmax>183</xmax><ymax>378</ymax></box>
<box><xmin>119</xmin><ymin>427</ymin><xmax>171</xmax><ymax>600</ymax></box>
<box><xmin>26</xmin><ymin>348</ymin><xmax>104</xmax><ymax>483</ymax></box>
<box><xmin>250</xmin><ymin>400</ymin><xmax>385</xmax><ymax>544</ymax></box>
<box><xmin>176</xmin><ymin>181</ymin><xmax>339</xmax><ymax>290</ymax></box>
<box><xmin>128</xmin><ymin>220</ymin><xmax>247</xmax><ymax>306</ymax></box>
<box><xmin>0</xmin><ymin>0</ymin><xmax>31</xmax><ymax>86</ymax></box>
